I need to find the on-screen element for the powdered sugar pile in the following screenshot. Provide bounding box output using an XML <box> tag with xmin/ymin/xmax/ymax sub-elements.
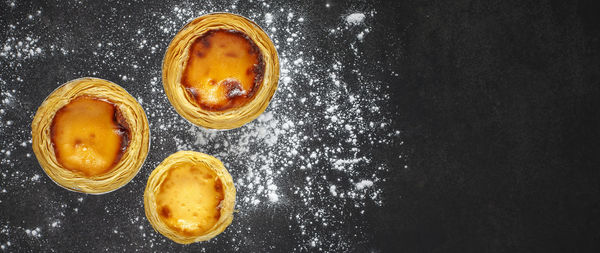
<box><xmin>0</xmin><ymin>1</ymin><xmax>404</xmax><ymax>251</ymax></box>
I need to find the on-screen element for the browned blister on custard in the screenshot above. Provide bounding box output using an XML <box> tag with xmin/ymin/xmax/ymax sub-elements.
<box><xmin>181</xmin><ymin>29</ymin><xmax>265</xmax><ymax>111</ymax></box>
<box><xmin>50</xmin><ymin>96</ymin><xmax>130</xmax><ymax>177</ymax></box>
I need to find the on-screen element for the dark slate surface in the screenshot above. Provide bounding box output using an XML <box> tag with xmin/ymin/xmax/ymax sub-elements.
<box><xmin>1</xmin><ymin>0</ymin><xmax>600</xmax><ymax>252</ymax></box>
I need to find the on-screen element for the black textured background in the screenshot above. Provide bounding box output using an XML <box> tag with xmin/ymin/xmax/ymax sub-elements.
<box><xmin>1</xmin><ymin>0</ymin><xmax>600</xmax><ymax>252</ymax></box>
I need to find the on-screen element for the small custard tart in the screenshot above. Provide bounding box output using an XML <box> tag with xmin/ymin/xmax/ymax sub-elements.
<box><xmin>31</xmin><ymin>77</ymin><xmax>150</xmax><ymax>194</ymax></box>
<box><xmin>163</xmin><ymin>13</ymin><xmax>279</xmax><ymax>129</ymax></box>
<box><xmin>144</xmin><ymin>151</ymin><xmax>236</xmax><ymax>244</ymax></box>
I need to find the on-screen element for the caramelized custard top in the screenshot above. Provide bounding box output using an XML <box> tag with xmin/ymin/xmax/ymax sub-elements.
<box><xmin>181</xmin><ymin>29</ymin><xmax>265</xmax><ymax>111</ymax></box>
<box><xmin>156</xmin><ymin>164</ymin><xmax>225</xmax><ymax>236</ymax></box>
<box><xmin>50</xmin><ymin>96</ymin><xmax>130</xmax><ymax>177</ymax></box>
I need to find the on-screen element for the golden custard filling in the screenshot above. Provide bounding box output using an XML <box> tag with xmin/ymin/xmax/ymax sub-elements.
<box><xmin>181</xmin><ymin>29</ymin><xmax>265</xmax><ymax>111</ymax></box>
<box><xmin>50</xmin><ymin>96</ymin><xmax>130</xmax><ymax>177</ymax></box>
<box><xmin>156</xmin><ymin>163</ymin><xmax>225</xmax><ymax>236</ymax></box>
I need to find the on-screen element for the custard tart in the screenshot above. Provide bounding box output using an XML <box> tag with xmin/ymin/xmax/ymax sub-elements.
<box><xmin>144</xmin><ymin>151</ymin><xmax>236</xmax><ymax>244</ymax></box>
<box><xmin>163</xmin><ymin>13</ymin><xmax>279</xmax><ymax>129</ymax></box>
<box><xmin>31</xmin><ymin>77</ymin><xmax>150</xmax><ymax>194</ymax></box>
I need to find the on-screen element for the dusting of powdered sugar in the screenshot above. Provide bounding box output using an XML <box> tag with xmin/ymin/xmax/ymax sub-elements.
<box><xmin>170</xmin><ymin>6</ymin><xmax>398</xmax><ymax>251</ymax></box>
<box><xmin>0</xmin><ymin>1</ymin><xmax>404</xmax><ymax>251</ymax></box>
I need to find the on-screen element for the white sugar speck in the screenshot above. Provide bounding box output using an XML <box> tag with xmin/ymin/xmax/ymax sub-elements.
<box><xmin>268</xmin><ymin>192</ymin><xmax>279</xmax><ymax>202</ymax></box>
<box><xmin>282</xmin><ymin>76</ymin><xmax>291</xmax><ymax>84</ymax></box>
<box><xmin>346</xmin><ymin>13</ymin><xmax>366</xmax><ymax>26</ymax></box>
<box><xmin>357</xmin><ymin>31</ymin><xmax>365</xmax><ymax>40</ymax></box>
<box><xmin>265</xmin><ymin>13</ymin><xmax>273</xmax><ymax>24</ymax></box>
<box><xmin>50</xmin><ymin>221</ymin><xmax>60</xmax><ymax>228</ymax></box>
<box><xmin>355</xmin><ymin>180</ymin><xmax>373</xmax><ymax>190</ymax></box>
<box><xmin>329</xmin><ymin>185</ymin><xmax>338</xmax><ymax>196</ymax></box>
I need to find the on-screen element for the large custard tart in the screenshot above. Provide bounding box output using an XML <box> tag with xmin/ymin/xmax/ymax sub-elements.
<box><xmin>31</xmin><ymin>77</ymin><xmax>150</xmax><ymax>194</ymax></box>
<box><xmin>144</xmin><ymin>151</ymin><xmax>235</xmax><ymax>244</ymax></box>
<box><xmin>163</xmin><ymin>13</ymin><xmax>279</xmax><ymax>129</ymax></box>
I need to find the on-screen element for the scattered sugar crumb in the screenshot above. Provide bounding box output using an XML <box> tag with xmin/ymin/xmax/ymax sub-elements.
<box><xmin>355</xmin><ymin>180</ymin><xmax>374</xmax><ymax>190</ymax></box>
<box><xmin>345</xmin><ymin>13</ymin><xmax>366</xmax><ymax>26</ymax></box>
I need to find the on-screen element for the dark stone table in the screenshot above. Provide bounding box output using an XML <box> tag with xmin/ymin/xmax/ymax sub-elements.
<box><xmin>0</xmin><ymin>0</ymin><xmax>598</xmax><ymax>252</ymax></box>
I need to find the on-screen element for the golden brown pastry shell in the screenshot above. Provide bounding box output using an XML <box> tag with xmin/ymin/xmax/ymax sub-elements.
<box><xmin>143</xmin><ymin>151</ymin><xmax>236</xmax><ymax>244</ymax></box>
<box><xmin>31</xmin><ymin>77</ymin><xmax>150</xmax><ymax>194</ymax></box>
<box><xmin>162</xmin><ymin>12</ymin><xmax>279</xmax><ymax>129</ymax></box>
